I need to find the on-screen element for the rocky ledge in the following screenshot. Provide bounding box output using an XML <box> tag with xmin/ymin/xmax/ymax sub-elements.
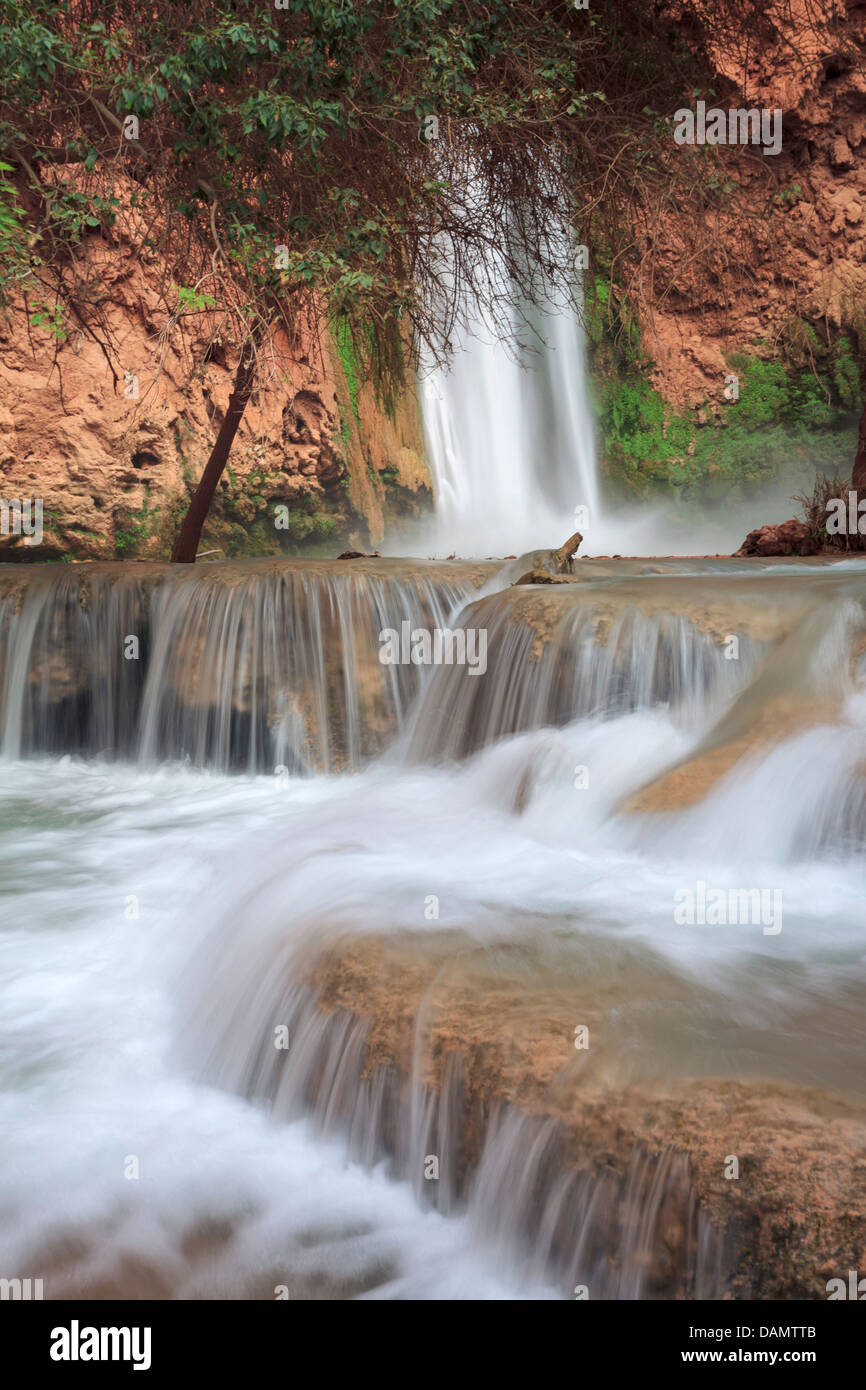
<box><xmin>300</xmin><ymin>931</ymin><xmax>866</xmax><ymax>1300</ymax></box>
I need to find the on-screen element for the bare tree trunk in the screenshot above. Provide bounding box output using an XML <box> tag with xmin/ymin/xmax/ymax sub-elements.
<box><xmin>853</xmin><ymin>403</ymin><xmax>866</xmax><ymax>492</ymax></box>
<box><xmin>170</xmin><ymin>336</ymin><xmax>259</xmax><ymax>563</ymax></box>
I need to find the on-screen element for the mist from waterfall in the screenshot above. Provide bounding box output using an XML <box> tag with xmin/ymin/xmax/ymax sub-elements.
<box><xmin>412</xmin><ymin>241</ymin><xmax>829</xmax><ymax>561</ymax></box>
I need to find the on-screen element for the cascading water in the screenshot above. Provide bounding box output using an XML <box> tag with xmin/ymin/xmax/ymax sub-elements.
<box><xmin>0</xmin><ymin>559</ymin><xmax>494</xmax><ymax>771</ymax></box>
<box><xmin>3</xmin><ymin>550</ymin><xmax>866</xmax><ymax>1299</ymax></box>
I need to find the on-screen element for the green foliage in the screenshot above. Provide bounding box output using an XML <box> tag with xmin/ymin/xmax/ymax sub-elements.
<box><xmin>0</xmin><ymin>161</ymin><xmax>27</xmax><ymax>303</ymax></box>
<box><xmin>114</xmin><ymin>490</ymin><xmax>156</xmax><ymax>556</ymax></box>
<box><xmin>207</xmin><ymin>454</ymin><xmax>346</xmax><ymax>556</ymax></box>
<box><xmin>0</xmin><ymin>0</ymin><xmax>707</xmax><ymax>398</ymax></box>
<box><xmin>215</xmin><ymin>494</ymin><xmax>338</xmax><ymax>557</ymax></box>
<box><xmin>588</xmin><ymin>277</ymin><xmax>862</xmax><ymax>500</ymax></box>
<box><xmin>29</xmin><ymin>300</ymin><xmax>68</xmax><ymax>342</ymax></box>
<box><xmin>586</xmin><ymin>274</ymin><xmax>647</xmax><ymax>371</ymax></box>
<box><xmin>43</xmin><ymin>188</ymin><xmax>120</xmax><ymax>242</ymax></box>
<box><xmin>599</xmin><ymin>377</ymin><xmax>690</xmax><ymax>481</ymax></box>
<box><xmin>176</xmin><ymin>284</ymin><xmax>216</xmax><ymax>313</ymax></box>
<box><xmin>280</xmin><ymin>497</ymin><xmax>337</xmax><ymax>545</ymax></box>
<box><xmin>332</xmin><ymin>316</ymin><xmax>361</xmax><ymax>423</ymax></box>
<box><xmin>832</xmin><ymin>336</ymin><xmax>861</xmax><ymax>410</ymax></box>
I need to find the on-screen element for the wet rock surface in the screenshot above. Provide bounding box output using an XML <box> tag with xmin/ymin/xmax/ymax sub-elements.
<box><xmin>305</xmin><ymin>932</ymin><xmax>866</xmax><ymax>1299</ymax></box>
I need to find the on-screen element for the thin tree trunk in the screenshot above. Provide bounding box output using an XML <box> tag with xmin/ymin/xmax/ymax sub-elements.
<box><xmin>170</xmin><ymin>336</ymin><xmax>259</xmax><ymax>563</ymax></box>
<box><xmin>852</xmin><ymin>402</ymin><xmax>866</xmax><ymax>492</ymax></box>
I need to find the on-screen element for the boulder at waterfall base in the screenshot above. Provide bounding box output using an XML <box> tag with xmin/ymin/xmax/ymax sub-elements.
<box><xmin>735</xmin><ymin>520</ymin><xmax>812</xmax><ymax>557</ymax></box>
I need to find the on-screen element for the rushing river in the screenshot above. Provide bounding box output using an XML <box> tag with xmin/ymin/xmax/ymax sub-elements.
<box><xmin>2</xmin><ymin>555</ymin><xmax>866</xmax><ymax>1298</ymax></box>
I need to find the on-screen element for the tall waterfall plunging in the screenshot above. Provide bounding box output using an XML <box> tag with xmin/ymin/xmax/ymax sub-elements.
<box><xmin>418</xmin><ymin>267</ymin><xmax>601</xmax><ymax>557</ymax></box>
<box><xmin>413</xmin><ymin>245</ymin><xmax>807</xmax><ymax>561</ymax></box>
<box><xmin>413</xmin><ymin>267</ymin><xmax>752</xmax><ymax>559</ymax></box>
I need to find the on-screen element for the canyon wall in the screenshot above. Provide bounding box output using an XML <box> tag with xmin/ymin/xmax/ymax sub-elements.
<box><xmin>0</xmin><ymin>225</ymin><xmax>431</xmax><ymax>561</ymax></box>
<box><xmin>643</xmin><ymin>0</ymin><xmax>866</xmax><ymax>408</ymax></box>
<box><xmin>590</xmin><ymin>0</ymin><xmax>865</xmax><ymax>501</ymax></box>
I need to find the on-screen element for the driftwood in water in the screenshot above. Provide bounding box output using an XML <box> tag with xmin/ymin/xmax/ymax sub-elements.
<box><xmin>511</xmin><ymin>530</ymin><xmax>583</xmax><ymax>585</ymax></box>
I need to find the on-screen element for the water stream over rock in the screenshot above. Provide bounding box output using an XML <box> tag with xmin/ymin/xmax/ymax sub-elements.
<box><xmin>2</xmin><ymin>554</ymin><xmax>866</xmax><ymax>1298</ymax></box>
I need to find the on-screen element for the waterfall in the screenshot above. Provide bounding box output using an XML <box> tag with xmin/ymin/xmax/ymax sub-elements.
<box><xmin>414</xmin><ymin>253</ymin><xmax>807</xmax><ymax>560</ymax></box>
<box><xmin>401</xmin><ymin>587</ymin><xmax>761</xmax><ymax>763</ymax></box>
<box><xmin>418</xmin><ymin>241</ymin><xmax>600</xmax><ymax>558</ymax></box>
<box><xmin>0</xmin><ymin>560</ymin><xmax>494</xmax><ymax>772</ymax></box>
<box><xmin>2</xmin><ymin>557</ymin><xmax>865</xmax><ymax>775</ymax></box>
<box><xmin>4</xmin><ymin>552</ymin><xmax>866</xmax><ymax>1299</ymax></box>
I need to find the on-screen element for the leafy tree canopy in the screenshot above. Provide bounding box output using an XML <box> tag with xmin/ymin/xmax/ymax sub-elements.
<box><xmin>0</xmin><ymin>0</ymin><xmax>724</xmax><ymax>368</ymax></box>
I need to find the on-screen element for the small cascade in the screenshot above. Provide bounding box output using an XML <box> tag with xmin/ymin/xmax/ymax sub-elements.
<box><xmin>136</xmin><ymin>562</ymin><xmax>485</xmax><ymax>773</ymax></box>
<box><xmin>403</xmin><ymin>586</ymin><xmax>762</xmax><ymax>762</ymax></box>
<box><xmin>0</xmin><ymin>566</ymin><xmax>153</xmax><ymax>759</ymax></box>
<box><xmin>0</xmin><ymin>560</ymin><xmax>493</xmax><ymax>771</ymax></box>
<box><xmin>469</xmin><ymin>1117</ymin><xmax>722</xmax><ymax>1301</ymax></box>
<box><xmin>3</xmin><ymin>558</ymin><xmax>866</xmax><ymax>775</ymax></box>
<box><xmin>182</xmin><ymin>980</ymin><xmax>724</xmax><ymax>1299</ymax></box>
